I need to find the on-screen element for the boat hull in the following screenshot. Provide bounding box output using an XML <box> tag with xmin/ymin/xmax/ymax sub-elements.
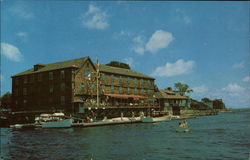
<box><xmin>142</xmin><ymin>116</ymin><xmax>171</xmax><ymax>123</ymax></box>
<box><xmin>41</xmin><ymin>119</ymin><xmax>73</xmax><ymax>128</ymax></box>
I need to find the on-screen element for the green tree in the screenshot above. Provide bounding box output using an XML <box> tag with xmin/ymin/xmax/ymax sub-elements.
<box><xmin>174</xmin><ymin>82</ymin><xmax>193</xmax><ymax>96</ymax></box>
<box><xmin>0</xmin><ymin>92</ymin><xmax>12</xmax><ymax>109</ymax></box>
<box><xmin>106</xmin><ymin>61</ymin><xmax>130</xmax><ymax>69</ymax></box>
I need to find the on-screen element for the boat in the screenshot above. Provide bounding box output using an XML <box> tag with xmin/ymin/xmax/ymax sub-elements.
<box><xmin>142</xmin><ymin>111</ymin><xmax>172</xmax><ymax>123</ymax></box>
<box><xmin>35</xmin><ymin>113</ymin><xmax>73</xmax><ymax>128</ymax></box>
<box><xmin>176</xmin><ymin>126</ymin><xmax>190</xmax><ymax>132</ymax></box>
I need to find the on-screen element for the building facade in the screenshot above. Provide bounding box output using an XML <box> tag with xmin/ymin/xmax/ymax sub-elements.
<box><xmin>11</xmin><ymin>57</ymin><xmax>155</xmax><ymax>114</ymax></box>
<box><xmin>155</xmin><ymin>89</ymin><xmax>190</xmax><ymax>115</ymax></box>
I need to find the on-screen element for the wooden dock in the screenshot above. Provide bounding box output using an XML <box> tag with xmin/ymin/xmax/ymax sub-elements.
<box><xmin>72</xmin><ymin>118</ymin><xmax>142</xmax><ymax>128</ymax></box>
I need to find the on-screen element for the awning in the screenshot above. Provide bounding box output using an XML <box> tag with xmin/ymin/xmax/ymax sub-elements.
<box><xmin>73</xmin><ymin>100</ymin><xmax>84</xmax><ymax>103</ymax></box>
<box><xmin>104</xmin><ymin>94</ymin><xmax>147</xmax><ymax>100</ymax></box>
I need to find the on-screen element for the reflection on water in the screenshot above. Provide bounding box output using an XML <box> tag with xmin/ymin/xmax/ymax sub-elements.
<box><xmin>1</xmin><ymin>111</ymin><xmax>250</xmax><ymax>160</ymax></box>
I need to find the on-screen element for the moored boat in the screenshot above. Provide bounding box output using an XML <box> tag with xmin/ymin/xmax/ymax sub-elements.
<box><xmin>142</xmin><ymin>111</ymin><xmax>172</xmax><ymax>123</ymax></box>
<box><xmin>35</xmin><ymin>113</ymin><xmax>73</xmax><ymax>128</ymax></box>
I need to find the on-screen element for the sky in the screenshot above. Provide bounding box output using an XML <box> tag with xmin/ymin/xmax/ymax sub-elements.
<box><xmin>1</xmin><ymin>1</ymin><xmax>249</xmax><ymax>108</ymax></box>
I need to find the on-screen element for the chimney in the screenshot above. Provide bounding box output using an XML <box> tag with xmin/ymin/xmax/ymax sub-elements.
<box><xmin>34</xmin><ymin>64</ymin><xmax>45</xmax><ymax>71</ymax></box>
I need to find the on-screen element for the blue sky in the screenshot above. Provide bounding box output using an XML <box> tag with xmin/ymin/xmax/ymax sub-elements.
<box><xmin>1</xmin><ymin>1</ymin><xmax>249</xmax><ymax>108</ymax></box>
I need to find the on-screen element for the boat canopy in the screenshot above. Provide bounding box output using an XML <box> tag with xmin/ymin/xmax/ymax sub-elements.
<box><xmin>52</xmin><ymin>113</ymin><xmax>65</xmax><ymax>116</ymax></box>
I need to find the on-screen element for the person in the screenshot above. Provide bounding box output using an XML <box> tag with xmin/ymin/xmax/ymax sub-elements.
<box><xmin>183</xmin><ymin>120</ymin><xmax>188</xmax><ymax>128</ymax></box>
<box><xmin>179</xmin><ymin>120</ymin><xmax>188</xmax><ymax>128</ymax></box>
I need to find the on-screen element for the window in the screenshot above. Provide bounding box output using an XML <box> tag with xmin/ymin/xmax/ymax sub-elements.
<box><xmin>119</xmin><ymin>86</ymin><xmax>123</xmax><ymax>93</ymax></box>
<box><xmin>23</xmin><ymin>99</ymin><xmax>27</xmax><ymax>105</ymax></box>
<box><xmin>81</xmin><ymin>83</ymin><xmax>85</xmax><ymax>90</ymax></box>
<box><xmin>141</xmin><ymin>88</ymin><xmax>145</xmax><ymax>94</ymax></box>
<box><xmin>111</xmin><ymin>85</ymin><xmax>114</xmax><ymax>93</ymax></box>
<box><xmin>135</xmin><ymin>88</ymin><xmax>138</xmax><ymax>94</ymax></box>
<box><xmin>128</xmin><ymin>87</ymin><xmax>130</xmax><ymax>93</ymax></box>
<box><xmin>147</xmin><ymin>80</ymin><xmax>150</xmax><ymax>85</ymax></box>
<box><xmin>23</xmin><ymin>88</ymin><xmax>27</xmax><ymax>95</ymax></box>
<box><xmin>24</xmin><ymin>76</ymin><xmax>28</xmax><ymax>84</ymax></box>
<box><xmin>61</xmin><ymin>82</ymin><xmax>65</xmax><ymax>92</ymax></box>
<box><xmin>141</xmin><ymin>79</ymin><xmax>144</xmax><ymax>85</ymax></box>
<box><xmin>30</xmin><ymin>75</ymin><xmax>34</xmax><ymax>83</ymax></box>
<box><xmin>60</xmin><ymin>70</ymin><xmax>65</xmax><ymax>79</ymax></box>
<box><xmin>101</xmin><ymin>73</ymin><xmax>105</xmax><ymax>81</ymax></box>
<box><xmin>49</xmin><ymin>86</ymin><xmax>53</xmax><ymax>93</ymax></box>
<box><xmin>134</xmin><ymin>78</ymin><xmax>138</xmax><ymax>84</ymax></box>
<box><xmin>119</xmin><ymin>76</ymin><xmax>123</xmax><ymax>83</ymax></box>
<box><xmin>127</xmin><ymin>77</ymin><xmax>130</xmax><ymax>83</ymax></box>
<box><xmin>111</xmin><ymin>75</ymin><xmax>114</xmax><ymax>82</ymax></box>
<box><xmin>147</xmin><ymin>89</ymin><xmax>150</xmax><ymax>95</ymax></box>
<box><xmin>38</xmin><ymin>73</ymin><xmax>42</xmax><ymax>81</ymax></box>
<box><xmin>49</xmin><ymin>72</ymin><xmax>53</xmax><ymax>80</ymax></box>
<box><xmin>91</xmin><ymin>84</ymin><xmax>95</xmax><ymax>90</ymax></box>
<box><xmin>60</xmin><ymin>96</ymin><xmax>65</xmax><ymax>105</ymax></box>
<box><xmin>84</xmin><ymin>71</ymin><xmax>91</xmax><ymax>81</ymax></box>
<box><xmin>101</xmin><ymin>84</ymin><xmax>105</xmax><ymax>89</ymax></box>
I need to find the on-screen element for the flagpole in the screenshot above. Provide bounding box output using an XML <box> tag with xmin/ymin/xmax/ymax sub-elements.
<box><xmin>97</xmin><ymin>59</ymin><xmax>100</xmax><ymax>107</ymax></box>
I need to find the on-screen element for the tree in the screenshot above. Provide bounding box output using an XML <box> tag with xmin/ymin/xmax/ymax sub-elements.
<box><xmin>174</xmin><ymin>82</ymin><xmax>193</xmax><ymax>96</ymax></box>
<box><xmin>154</xmin><ymin>84</ymin><xmax>159</xmax><ymax>92</ymax></box>
<box><xmin>106</xmin><ymin>61</ymin><xmax>130</xmax><ymax>69</ymax></box>
<box><xmin>0</xmin><ymin>92</ymin><xmax>12</xmax><ymax>109</ymax></box>
<box><xmin>201</xmin><ymin>97</ymin><xmax>212</xmax><ymax>102</ymax></box>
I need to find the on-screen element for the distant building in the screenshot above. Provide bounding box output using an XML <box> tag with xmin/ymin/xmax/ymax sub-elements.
<box><xmin>155</xmin><ymin>88</ymin><xmax>190</xmax><ymax>115</ymax></box>
<box><xmin>11</xmin><ymin>57</ymin><xmax>155</xmax><ymax>113</ymax></box>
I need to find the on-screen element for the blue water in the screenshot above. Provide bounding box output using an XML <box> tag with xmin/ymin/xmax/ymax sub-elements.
<box><xmin>1</xmin><ymin>111</ymin><xmax>250</xmax><ymax>160</ymax></box>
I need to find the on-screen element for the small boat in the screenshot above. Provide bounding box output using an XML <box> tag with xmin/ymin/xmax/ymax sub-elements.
<box><xmin>35</xmin><ymin>113</ymin><xmax>73</xmax><ymax>128</ymax></box>
<box><xmin>10</xmin><ymin>123</ymin><xmax>36</xmax><ymax>129</ymax></box>
<box><xmin>142</xmin><ymin>111</ymin><xmax>172</xmax><ymax>123</ymax></box>
<box><xmin>176</xmin><ymin>126</ymin><xmax>190</xmax><ymax>132</ymax></box>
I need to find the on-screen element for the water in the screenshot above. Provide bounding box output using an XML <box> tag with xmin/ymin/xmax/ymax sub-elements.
<box><xmin>1</xmin><ymin>111</ymin><xmax>250</xmax><ymax>160</ymax></box>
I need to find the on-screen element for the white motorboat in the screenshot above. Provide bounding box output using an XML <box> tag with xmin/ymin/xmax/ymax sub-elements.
<box><xmin>142</xmin><ymin>111</ymin><xmax>172</xmax><ymax>123</ymax></box>
<box><xmin>35</xmin><ymin>113</ymin><xmax>73</xmax><ymax>128</ymax></box>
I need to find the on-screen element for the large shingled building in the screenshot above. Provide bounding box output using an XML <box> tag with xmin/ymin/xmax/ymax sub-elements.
<box><xmin>11</xmin><ymin>57</ymin><xmax>155</xmax><ymax>114</ymax></box>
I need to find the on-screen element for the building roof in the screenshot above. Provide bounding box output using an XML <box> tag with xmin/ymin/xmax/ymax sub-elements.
<box><xmin>155</xmin><ymin>90</ymin><xmax>188</xmax><ymax>99</ymax></box>
<box><xmin>96</xmin><ymin>64</ymin><xmax>155</xmax><ymax>80</ymax></box>
<box><xmin>12</xmin><ymin>57</ymin><xmax>89</xmax><ymax>77</ymax></box>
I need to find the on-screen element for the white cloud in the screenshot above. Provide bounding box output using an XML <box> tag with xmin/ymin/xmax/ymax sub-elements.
<box><xmin>242</xmin><ymin>76</ymin><xmax>250</xmax><ymax>83</ymax></box>
<box><xmin>113</xmin><ymin>30</ymin><xmax>132</xmax><ymax>40</ymax></box>
<box><xmin>10</xmin><ymin>2</ymin><xmax>34</xmax><ymax>20</ymax></box>
<box><xmin>175</xmin><ymin>8</ymin><xmax>192</xmax><ymax>25</ymax></box>
<box><xmin>1</xmin><ymin>42</ymin><xmax>22</xmax><ymax>62</ymax></box>
<box><xmin>152</xmin><ymin>59</ymin><xmax>195</xmax><ymax>77</ymax></box>
<box><xmin>192</xmin><ymin>85</ymin><xmax>208</xmax><ymax>93</ymax></box>
<box><xmin>233</xmin><ymin>61</ymin><xmax>244</xmax><ymax>69</ymax></box>
<box><xmin>81</xmin><ymin>4</ymin><xmax>109</xmax><ymax>30</ymax></box>
<box><xmin>222</xmin><ymin>83</ymin><xmax>244</xmax><ymax>92</ymax></box>
<box><xmin>132</xmin><ymin>30</ymin><xmax>174</xmax><ymax>55</ymax></box>
<box><xmin>132</xmin><ymin>36</ymin><xmax>145</xmax><ymax>55</ymax></box>
<box><xmin>17</xmin><ymin>32</ymin><xmax>28</xmax><ymax>39</ymax></box>
<box><xmin>123</xmin><ymin>57</ymin><xmax>134</xmax><ymax>68</ymax></box>
<box><xmin>145</xmin><ymin>30</ymin><xmax>174</xmax><ymax>53</ymax></box>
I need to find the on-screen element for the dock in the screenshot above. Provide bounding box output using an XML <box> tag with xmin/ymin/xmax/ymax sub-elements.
<box><xmin>72</xmin><ymin>118</ymin><xmax>141</xmax><ymax>128</ymax></box>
